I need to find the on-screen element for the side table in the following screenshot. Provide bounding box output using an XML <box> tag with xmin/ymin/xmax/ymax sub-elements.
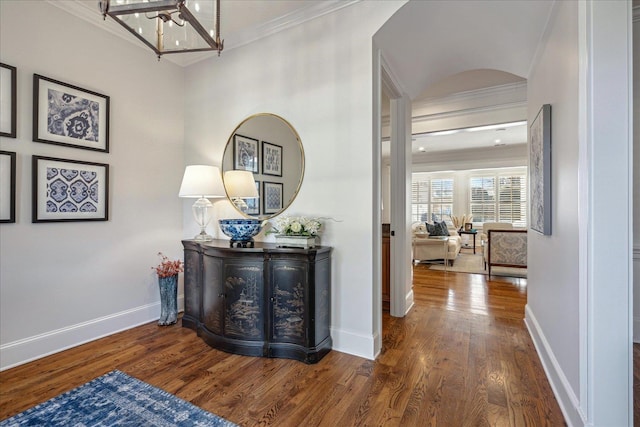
<box><xmin>458</xmin><ymin>230</ymin><xmax>478</xmax><ymax>254</ymax></box>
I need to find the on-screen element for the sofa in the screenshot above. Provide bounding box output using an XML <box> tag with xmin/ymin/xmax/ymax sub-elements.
<box><xmin>411</xmin><ymin>222</ymin><xmax>462</xmax><ymax>266</ymax></box>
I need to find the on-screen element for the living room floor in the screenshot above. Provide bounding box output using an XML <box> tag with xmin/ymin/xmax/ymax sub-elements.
<box><xmin>0</xmin><ymin>267</ymin><xmax>565</xmax><ymax>426</ymax></box>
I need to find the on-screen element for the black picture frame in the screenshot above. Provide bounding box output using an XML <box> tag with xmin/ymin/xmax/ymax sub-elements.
<box><xmin>33</xmin><ymin>74</ymin><xmax>110</xmax><ymax>152</ymax></box>
<box><xmin>245</xmin><ymin>180</ymin><xmax>260</xmax><ymax>216</ymax></box>
<box><xmin>263</xmin><ymin>181</ymin><xmax>283</xmax><ymax>215</ymax></box>
<box><xmin>262</xmin><ymin>140</ymin><xmax>282</xmax><ymax>177</ymax></box>
<box><xmin>0</xmin><ymin>151</ymin><xmax>16</xmax><ymax>223</ymax></box>
<box><xmin>0</xmin><ymin>63</ymin><xmax>17</xmax><ymax>138</ymax></box>
<box><xmin>529</xmin><ymin>104</ymin><xmax>552</xmax><ymax>235</ymax></box>
<box><xmin>233</xmin><ymin>134</ymin><xmax>259</xmax><ymax>173</ymax></box>
<box><xmin>32</xmin><ymin>155</ymin><xmax>109</xmax><ymax>223</ymax></box>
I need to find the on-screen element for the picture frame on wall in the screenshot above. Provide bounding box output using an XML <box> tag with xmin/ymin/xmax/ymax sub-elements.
<box><xmin>262</xmin><ymin>141</ymin><xmax>282</xmax><ymax>177</ymax></box>
<box><xmin>32</xmin><ymin>155</ymin><xmax>109</xmax><ymax>223</ymax></box>
<box><xmin>233</xmin><ymin>134</ymin><xmax>259</xmax><ymax>173</ymax></box>
<box><xmin>245</xmin><ymin>180</ymin><xmax>260</xmax><ymax>216</ymax></box>
<box><xmin>0</xmin><ymin>63</ymin><xmax>17</xmax><ymax>138</ymax></box>
<box><xmin>0</xmin><ymin>151</ymin><xmax>16</xmax><ymax>223</ymax></box>
<box><xmin>263</xmin><ymin>181</ymin><xmax>283</xmax><ymax>215</ymax></box>
<box><xmin>33</xmin><ymin>74</ymin><xmax>110</xmax><ymax>152</ymax></box>
<box><xmin>529</xmin><ymin>104</ymin><xmax>552</xmax><ymax>235</ymax></box>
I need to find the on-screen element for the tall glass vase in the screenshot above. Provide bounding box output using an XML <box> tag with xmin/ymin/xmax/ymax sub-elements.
<box><xmin>158</xmin><ymin>275</ymin><xmax>178</xmax><ymax>325</ymax></box>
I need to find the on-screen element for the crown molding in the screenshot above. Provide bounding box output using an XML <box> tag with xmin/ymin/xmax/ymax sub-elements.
<box><xmin>412</xmin><ymin>81</ymin><xmax>527</xmax><ymax>112</ymax></box>
<box><xmin>47</xmin><ymin>0</ymin><xmax>360</xmax><ymax>67</ymax></box>
<box><xmin>412</xmin><ymin>100</ymin><xmax>527</xmax><ymax>124</ymax></box>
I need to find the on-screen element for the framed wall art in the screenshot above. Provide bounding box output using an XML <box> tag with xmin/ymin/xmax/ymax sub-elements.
<box><xmin>32</xmin><ymin>155</ymin><xmax>109</xmax><ymax>223</ymax></box>
<box><xmin>245</xmin><ymin>180</ymin><xmax>260</xmax><ymax>216</ymax></box>
<box><xmin>529</xmin><ymin>104</ymin><xmax>551</xmax><ymax>235</ymax></box>
<box><xmin>263</xmin><ymin>181</ymin><xmax>283</xmax><ymax>215</ymax></box>
<box><xmin>233</xmin><ymin>134</ymin><xmax>259</xmax><ymax>173</ymax></box>
<box><xmin>0</xmin><ymin>151</ymin><xmax>16</xmax><ymax>223</ymax></box>
<box><xmin>33</xmin><ymin>74</ymin><xmax>110</xmax><ymax>152</ymax></box>
<box><xmin>262</xmin><ymin>141</ymin><xmax>282</xmax><ymax>177</ymax></box>
<box><xmin>0</xmin><ymin>63</ymin><xmax>17</xmax><ymax>138</ymax></box>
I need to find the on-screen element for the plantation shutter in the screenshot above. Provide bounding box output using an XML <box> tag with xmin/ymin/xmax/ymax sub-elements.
<box><xmin>470</xmin><ymin>176</ymin><xmax>496</xmax><ymax>222</ymax></box>
<box><xmin>498</xmin><ymin>175</ymin><xmax>527</xmax><ymax>227</ymax></box>
<box><xmin>411</xmin><ymin>179</ymin><xmax>430</xmax><ymax>222</ymax></box>
<box><xmin>430</xmin><ymin>178</ymin><xmax>453</xmax><ymax>222</ymax></box>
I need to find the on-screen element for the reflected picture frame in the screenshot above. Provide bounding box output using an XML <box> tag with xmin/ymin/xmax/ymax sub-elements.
<box><xmin>0</xmin><ymin>151</ymin><xmax>16</xmax><ymax>223</ymax></box>
<box><xmin>245</xmin><ymin>180</ymin><xmax>260</xmax><ymax>216</ymax></box>
<box><xmin>0</xmin><ymin>63</ymin><xmax>17</xmax><ymax>138</ymax></box>
<box><xmin>262</xmin><ymin>140</ymin><xmax>282</xmax><ymax>177</ymax></box>
<box><xmin>529</xmin><ymin>104</ymin><xmax>551</xmax><ymax>235</ymax></box>
<box><xmin>33</xmin><ymin>74</ymin><xmax>110</xmax><ymax>152</ymax></box>
<box><xmin>233</xmin><ymin>134</ymin><xmax>259</xmax><ymax>173</ymax></box>
<box><xmin>263</xmin><ymin>181</ymin><xmax>283</xmax><ymax>214</ymax></box>
<box><xmin>32</xmin><ymin>155</ymin><xmax>109</xmax><ymax>223</ymax></box>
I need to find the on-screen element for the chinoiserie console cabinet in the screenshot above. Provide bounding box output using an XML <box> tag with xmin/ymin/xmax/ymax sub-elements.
<box><xmin>182</xmin><ymin>240</ymin><xmax>332</xmax><ymax>364</ymax></box>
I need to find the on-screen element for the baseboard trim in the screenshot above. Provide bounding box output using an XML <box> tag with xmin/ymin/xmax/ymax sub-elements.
<box><xmin>331</xmin><ymin>326</ymin><xmax>375</xmax><ymax>360</ymax></box>
<box><xmin>405</xmin><ymin>289</ymin><xmax>415</xmax><ymax>315</ymax></box>
<box><xmin>524</xmin><ymin>305</ymin><xmax>586</xmax><ymax>427</ymax></box>
<box><xmin>0</xmin><ymin>296</ymin><xmax>184</xmax><ymax>371</ymax></box>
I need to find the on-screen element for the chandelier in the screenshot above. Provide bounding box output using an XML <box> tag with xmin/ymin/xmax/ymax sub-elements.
<box><xmin>99</xmin><ymin>0</ymin><xmax>223</xmax><ymax>59</ymax></box>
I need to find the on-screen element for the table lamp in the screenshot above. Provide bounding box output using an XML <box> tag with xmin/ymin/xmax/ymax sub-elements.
<box><xmin>179</xmin><ymin>165</ymin><xmax>226</xmax><ymax>241</ymax></box>
<box><xmin>223</xmin><ymin>170</ymin><xmax>259</xmax><ymax>213</ymax></box>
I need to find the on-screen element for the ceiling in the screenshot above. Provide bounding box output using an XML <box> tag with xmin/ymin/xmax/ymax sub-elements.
<box><xmin>373</xmin><ymin>1</ymin><xmax>554</xmax><ymax>100</ymax></box>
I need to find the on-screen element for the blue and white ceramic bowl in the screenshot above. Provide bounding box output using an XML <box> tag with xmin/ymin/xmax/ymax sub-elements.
<box><xmin>218</xmin><ymin>219</ymin><xmax>262</xmax><ymax>242</ymax></box>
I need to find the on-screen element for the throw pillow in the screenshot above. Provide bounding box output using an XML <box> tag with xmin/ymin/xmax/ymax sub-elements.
<box><xmin>425</xmin><ymin>222</ymin><xmax>436</xmax><ymax>234</ymax></box>
<box><xmin>428</xmin><ymin>221</ymin><xmax>450</xmax><ymax>236</ymax></box>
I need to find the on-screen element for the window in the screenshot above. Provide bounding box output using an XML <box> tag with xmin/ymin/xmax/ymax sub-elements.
<box><xmin>470</xmin><ymin>177</ymin><xmax>496</xmax><ymax>223</ymax></box>
<box><xmin>411</xmin><ymin>176</ymin><xmax>453</xmax><ymax>223</ymax></box>
<box><xmin>469</xmin><ymin>173</ymin><xmax>527</xmax><ymax>227</ymax></box>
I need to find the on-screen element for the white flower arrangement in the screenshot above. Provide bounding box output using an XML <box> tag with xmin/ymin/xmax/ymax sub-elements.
<box><xmin>269</xmin><ymin>215</ymin><xmax>323</xmax><ymax>237</ymax></box>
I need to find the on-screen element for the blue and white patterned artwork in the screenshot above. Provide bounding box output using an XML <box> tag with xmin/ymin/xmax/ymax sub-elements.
<box><xmin>45</xmin><ymin>167</ymin><xmax>99</xmax><ymax>213</ymax></box>
<box><xmin>263</xmin><ymin>182</ymin><xmax>282</xmax><ymax>214</ymax></box>
<box><xmin>47</xmin><ymin>88</ymin><xmax>100</xmax><ymax>142</ymax></box>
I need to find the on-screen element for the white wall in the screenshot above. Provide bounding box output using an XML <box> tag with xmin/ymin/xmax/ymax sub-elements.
<box><xmin>525</xmin><ymin>0</ymin><xmax>581</xmax><ymax>421</ymax></box>
<box><xmin>632</xmin><ymin>6</ymin><xmax>640</xmax><ymax>343</ymax></box>
<box><xmin>526</xmin><ymin>1</ymin><xmax>633</xmax><ymax>425</ymax></box>
<box><xmin>183</xmin><ymin>1</ymin><xmax>403</xmax><ymax>359</ymax></box>
<box><xmin>0</xmin><ymin>1</ymin><xmax>185</xmax><ymax>369</ymax></box>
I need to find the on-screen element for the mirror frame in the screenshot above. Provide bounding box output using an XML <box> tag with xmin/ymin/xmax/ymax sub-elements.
<box><xmin>222</xmin><ymin>113</ymin><xmax>305</xmax><ymax>220</ymax></box>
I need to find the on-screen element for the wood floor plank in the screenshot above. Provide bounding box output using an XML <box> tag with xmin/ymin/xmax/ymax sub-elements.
<box><xmin>0</xmin><ymin>268</ymin><xmax>568</xmax><ymax>426</ymax></box>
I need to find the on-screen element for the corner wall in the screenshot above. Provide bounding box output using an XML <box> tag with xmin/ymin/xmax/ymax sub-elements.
<box><xmin>183</xmin><ymin>1</ymin><xmax>403</xmax><ymax>359</ymax></box>
<box><xmin>0</xmin><ymin>1</ymin><xmax>185</xmax><ymax>369</ymax></box>
<box><xmin>526</xmin><ymin>1</ymin><xmax>633</xmax><ymax>425</ymax></box>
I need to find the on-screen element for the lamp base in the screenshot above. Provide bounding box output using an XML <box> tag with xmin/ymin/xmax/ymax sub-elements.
<box><xmin>194</xmin><ymin>230</ymin><xmax>213</xmax><ymax>241</ymax></box>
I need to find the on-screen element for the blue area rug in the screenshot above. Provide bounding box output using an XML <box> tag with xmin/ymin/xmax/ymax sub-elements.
<box><xmin>0</xmin><ymin>370</ymin><xmax>238</xmax><ymax>426</ymax></box>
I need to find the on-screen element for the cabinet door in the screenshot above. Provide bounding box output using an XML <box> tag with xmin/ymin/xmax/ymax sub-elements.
<box><xmin>183</xmin><ymin>245</ymin><xmax>202</xmax><ymax>327</ymax></box>
<box><xmin>202</xmin><ymin>255</ymin><xmax>224</xmax><ymax>336</ymax></box>
<box><xmin>222</xmin><ymin>261</ymin><xmax>265</xmax><ymax>341</ymax></box>
<box><xmin>269</xmin><ymin>260</ymin><xmax>308</xmax><ymax>346</ymax></box>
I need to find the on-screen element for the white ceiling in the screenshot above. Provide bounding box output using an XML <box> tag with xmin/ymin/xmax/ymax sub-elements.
<box><xmin>373</xmin><ymin>0</ymin><xmax>554</xmax><ymax>100</ymax></box>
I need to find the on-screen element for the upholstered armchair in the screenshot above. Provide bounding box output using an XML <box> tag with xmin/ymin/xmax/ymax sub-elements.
<box><xmin>481</xmin><ymin>222</ymin><xmax>514</xmax><ymax>268</ymax></box>
<box><xmin>486</xmin><ymin>229</ymin><xmax>527</xmax><ymax>276</ymax></box>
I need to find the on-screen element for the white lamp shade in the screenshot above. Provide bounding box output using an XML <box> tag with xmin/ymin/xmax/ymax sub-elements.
<box><xmin>179</xmin><ymin>165</ymin><xmax>226</xmax><ymax>198</ymax></box>
<box><xmin>224</xmin><ymin>170</ymin><xmax>259</xmax><ymax>198</ymax></box>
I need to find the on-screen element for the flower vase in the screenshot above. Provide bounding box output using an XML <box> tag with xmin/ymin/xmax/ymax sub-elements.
<box><xmin>158</xmin><ymin>275</ymin><xmax>178</xmax><ymax>326</ymax></box>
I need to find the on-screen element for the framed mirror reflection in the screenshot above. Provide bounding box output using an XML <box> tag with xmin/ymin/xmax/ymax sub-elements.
<box><xmin>222</xmin><ymin>113</ymin><xmax>304</xmax><ymax>220</ymax></box>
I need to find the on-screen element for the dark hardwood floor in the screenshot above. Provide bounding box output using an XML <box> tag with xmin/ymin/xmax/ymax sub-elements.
<box><xmin>0</xmin><ymin>265</ymin><xmax>567</xmax><ymax>426</ymax></box>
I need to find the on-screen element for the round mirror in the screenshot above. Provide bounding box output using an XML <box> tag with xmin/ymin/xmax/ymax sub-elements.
<box><xmin>222</xmin><ymin>113</ymin><xmax>304</xmax><ymax>220</ymax></box>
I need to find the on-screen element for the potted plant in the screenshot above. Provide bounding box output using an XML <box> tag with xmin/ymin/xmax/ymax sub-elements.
<box><xmin>268</xmin><ymin>216</ymin><xmax>323</xmax><ymax>248</ymax></box>
<box><xmin>151</xmin><ymin>252</ymin><xmax>184</xmax><ymax>326</ymax></box>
